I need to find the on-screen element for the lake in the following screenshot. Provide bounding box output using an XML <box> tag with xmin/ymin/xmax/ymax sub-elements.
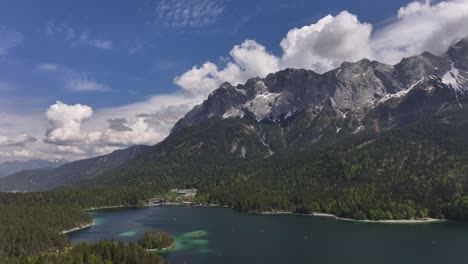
<box><xmin>68</xmin><ymin>206</ymin><xmax>468</xmax><ymax>264</ymax></box>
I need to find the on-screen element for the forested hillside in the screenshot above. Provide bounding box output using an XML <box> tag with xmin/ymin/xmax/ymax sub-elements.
<box><xmin>76</xmin><ymin>101</ymin><xmax>468</xmax><ymax>221</ymax></box>
<box><xmin>0</xmin><ymin>186</ymin><xmax>167</xmax><ymax>262</ymax></box>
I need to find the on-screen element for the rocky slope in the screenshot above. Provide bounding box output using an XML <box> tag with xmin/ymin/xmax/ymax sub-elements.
<box><xmin>173</xmin><ymin>37</ymin><xmax>468</xmax><ymax>137</ymax></box>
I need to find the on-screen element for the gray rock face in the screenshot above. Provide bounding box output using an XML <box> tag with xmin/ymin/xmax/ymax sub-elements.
<box><xmin>172</xmin><ymin>37</ymin><xmax>468</xmax><ymax>134</ymax></box>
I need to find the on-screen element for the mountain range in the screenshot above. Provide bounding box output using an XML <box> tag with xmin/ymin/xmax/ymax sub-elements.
<box><xmin>1</xmin><ymin>37</ymin><xmax>468</xmax><ymax>220</ymax></box>
<box><xmin>0</xmin><ymin>145</ymin><xmax>150</xmax><ymax>192</ymax></box>
<box><xmin>0</xmin><ymin>159</ymin><xmax>68</xmax><ymax>179</ymax></box>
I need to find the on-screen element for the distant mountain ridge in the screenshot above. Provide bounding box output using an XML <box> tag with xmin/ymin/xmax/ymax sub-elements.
<box><xmin>0</xmin><ymin>145</ymin><xmax>150</xmax><ymax>192</ymax></box>
<box><xmin>0</xmin><ymin>159</ymin><xmax>68</xmax><ymax>179</ymax></box>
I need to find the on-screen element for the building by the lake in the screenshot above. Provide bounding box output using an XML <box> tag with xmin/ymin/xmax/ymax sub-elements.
<box><xmin>171</xmin><ymin>188</ymin><xmax>197</xmax><ymax>198</ymax></box>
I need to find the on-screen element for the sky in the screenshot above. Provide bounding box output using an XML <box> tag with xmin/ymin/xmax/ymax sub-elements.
<box><xmin>1</xmin><ymin>0</ymin><xmax>468</xmax><ymax>162</ymax></box>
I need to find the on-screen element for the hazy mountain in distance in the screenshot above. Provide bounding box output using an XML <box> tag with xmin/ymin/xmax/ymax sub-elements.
<box><xmin>0</xmin><ymin>145</ymin><xmax>150</xmax><ymax>192</ymax></box>
<box><xmin>0</xmin><ymin>159</ymin><xmax>68</xmax><ymax>178</ymax></box>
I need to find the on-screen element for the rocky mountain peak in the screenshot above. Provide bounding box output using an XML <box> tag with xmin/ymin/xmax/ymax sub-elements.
<box><xmin>172</xmin><ymin>36</ymin><xmax>468</xmax><ymax>134</ymax></box>
<box><xmin>448</xmin><ymin>36</ymin><xmax>468</xmax><ymax>71</ymax></box>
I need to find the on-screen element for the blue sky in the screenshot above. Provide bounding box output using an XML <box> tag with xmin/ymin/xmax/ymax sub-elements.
<box><xmin>0</xmin><ymin>0</ymin><xmax>411</xmax><ymax>111</ymax></box>
<box><xmin>1</xmin><ymin>0</ymin><xmax>467</xmax><ymax>161</ymax></box>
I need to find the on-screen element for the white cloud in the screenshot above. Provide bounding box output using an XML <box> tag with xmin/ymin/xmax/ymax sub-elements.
<box><xmin>88</xmin><ymin>92</ymin><xmax>202</xmax><ymax>146</ymax></box>
<box><xmin>44</xmin><ymin>101</ymin><xmax>93</xmax><ymax>145</ymax></box>
<box><xmin>53</xmin><ymin>145</ymin><xmax>87</xmax><ymax>155</ymax></box>
<box><xmin>0</xmin><ymin>149</ymin><xmax>40</xmax><ymax>159</ymax></box>
<box><xmin>5</xmin><ymin>93</ymin><xmax>200</xmax><ymax>161</ymax></box>
<box><xmin>175</xmin><ymin>40</ymin><xmax>279</xmax><ymax>96</ymax></box>
<box><xmin>371</xmin><ymin>0</ymin><xmax>468</xmax><ymax>64</ymax></box>
<box><xmin>0</xmin><ymin>134</ymin><xmax>37</xmax><ymax>147</ymax></box>
<box><xmin>0</xmin><ymin>26</ymin><xmax>23</xmax><ymax>55</ymax></box>
<box><xmin>280</xmin><ymin>11</ymin><xmax>372</xmax><ymax>73</ymax></box>
<box><xmin>98</xmin><ymin>117</ymin><xmax>160</xmax><ymax>147</ymax></box>
<box><xmin>11</xmin><ymin>150</ymin><xmax>36</xmax><ymax>158</ymax></box>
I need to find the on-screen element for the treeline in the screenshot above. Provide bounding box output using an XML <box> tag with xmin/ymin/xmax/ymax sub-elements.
<box><xmin>7</xmin><ymin>240</ymin><xmax>167</xmax><ymax>264</ymax></box>
<box><xmin>138</xmin><ymin>232</ymin><xmax>174</xmax><ymax>250</ymax></box>
<box><xmin>0</xmin><ymin>205</ymin><xmax>89</xmax><ymax>258</ymax></box>
<box><xmin>0</xmin><ymin>186</ymin><xmax>167</xmax><ymax>260</ymax></box>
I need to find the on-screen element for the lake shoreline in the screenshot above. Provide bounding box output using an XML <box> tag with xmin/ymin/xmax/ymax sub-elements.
<box><xmin>253</xmin><ymin>210</ymin><xmax>446</xmax><ymax>224</ymax></box>
<box><xmin>146</xmin><ymin>242</ymin><xmax>176</xmax><ymax>252</ymax></box>
<box><xmin>61</xmin><ymin>220</ymin><xmax>95</xmax><ymax>234</ymax></box>
<box><xmin>63</xmin><ymin>204</ymin><xmax>445</xmax><ymax>235</ymax></box>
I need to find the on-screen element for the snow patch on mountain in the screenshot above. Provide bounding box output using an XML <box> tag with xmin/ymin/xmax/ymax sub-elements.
<box><xmin>442</xmin><ymin>63</ymin><xmax>468</xmax><ymax>94</ymax></box>
<box><xmin>223</xmin><ymin>108</ymin><xmax>244</xmax><ymax>119</ymax></box>
<box><xmin>379</xmin><ymin>88</ymin><xmax>411</xmax><ymax>104</ymax></box>
<box><xmin>244</xmin><ymin>92</ymin><xmax>281</xmax><ymax>121</ymax></box>
<box><xmin>443</xmin><ymin>64</ymin><xmax>461</xmax><ymax>90</ymax></box>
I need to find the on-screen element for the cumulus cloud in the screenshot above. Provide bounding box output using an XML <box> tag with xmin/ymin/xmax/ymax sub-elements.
<box><xmin>99</xmin><ymin>117</ymin><xmax>160</xmax><ymax>147</ymax></box>
<box><xmin>175</xmin><ymin>40</ymin><xmax>279</xmax><ymax>96</ymax></box>
<box><xmin>0</xmin><ymin>26</ymin><xmax>23</xmax><ymax>55</ymax></box>
<box><xmin>0</xmin><ymin>134</ymin><xmax>37</xmax><ymax>147</ymax></box>
<box><xmin>23</xmin><ymin>93</ymin><xmax>201</xmax><ymax>160</ymax></box>
<box><xmin>89</xmin><ymin>92</ymin><xmax>201</xmax><ymax>147</ymax></box>
<box><xmin>44</xmin><ymin>101</ymin><xmax>93</xmax><ymax>145</ymax></box>
<box><xmin>371</xmin><ymin>0</ymin><xmax>468</xmax><ymax>63</ymax></box>
<box><xmin>175</xmin><ymin>0</ymin><xmax>468</xmax><ymax>95</ymax></box>
<box><xmin>280</xmin><ymin>11</ymin><xmax>372</xmax><ymax>73</ymax></box>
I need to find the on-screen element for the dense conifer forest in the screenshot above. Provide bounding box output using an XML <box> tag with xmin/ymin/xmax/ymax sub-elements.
<box><xmin>0</xmin><ymin>188</ymin><xmax>166</xmax><ymax>263</ymax></box>
<box><xmin>138</xmin><ymin>232</ymin><xmax>175</xmax><ymax>250</ymax></box>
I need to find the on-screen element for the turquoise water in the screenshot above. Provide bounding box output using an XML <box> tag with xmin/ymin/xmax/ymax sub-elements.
<box><xmin>68</xmin><ymin>206</ymin><xmax>468</xmax><ymax>264</ymax></box>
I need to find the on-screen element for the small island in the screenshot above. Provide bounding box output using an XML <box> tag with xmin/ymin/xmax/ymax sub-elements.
<box><xmin>138</xmin><ymin>231</ymin><xmax>175</xmax><ymax>251</ymax></box>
